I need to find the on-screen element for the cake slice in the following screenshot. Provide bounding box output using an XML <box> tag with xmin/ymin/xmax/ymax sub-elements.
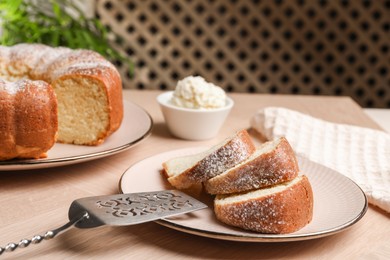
<box><xmin>214</xmin><ymin>175</ymin><xmax>313</xmax><ymax>234</ymax></box>
<box><xmin>164</xmin><ymin>129</ymin><xmax>256</xmax><ymax>189</ymax></box>
<box><xmin>204</xmin><ymin>137</ymin><xmax>299</xmax><ymax>194</ymax></box>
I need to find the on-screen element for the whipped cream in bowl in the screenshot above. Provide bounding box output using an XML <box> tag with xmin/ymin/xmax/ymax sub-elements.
<box><xmin>171</xmin><ymin>76</ymin><xmax>227</xmax><ymax>109</ymax></box>
<box><xmin>157</xmin><ymin>76</ymin><xmax>234</xmax><ymax>140</ymax></box>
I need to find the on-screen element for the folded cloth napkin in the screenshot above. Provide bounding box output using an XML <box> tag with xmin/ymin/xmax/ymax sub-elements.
<box><xmin>251</xmin><ymin>107</ymin><xmax>390</xmax><ymax>213</ymax></box>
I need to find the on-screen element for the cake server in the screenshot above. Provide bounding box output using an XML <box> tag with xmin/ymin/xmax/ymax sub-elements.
<box><xmin>0</xmin><ymin>190</ymin><xmax>207</xmax><ymax>255</ymax></box>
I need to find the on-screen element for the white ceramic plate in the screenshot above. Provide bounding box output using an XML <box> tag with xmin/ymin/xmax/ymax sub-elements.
<box><xmin>0</xmin><ymin>101</ymin><xmax>153</xmax><ymax>171</ymax></box>
<box><xmin>119</xmin><ymin>147</ymin><xmax>368</xmax><ymax>242</ymax></box>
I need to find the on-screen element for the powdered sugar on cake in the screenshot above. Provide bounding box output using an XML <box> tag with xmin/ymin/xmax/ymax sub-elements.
<box><xmin>0</xmin><ymin>44</ymin><xmax>117</xmax><ymax>83</ymax></box>
<box><xmin>166</xmin><ymin>130</ymin><xmax>256</xmax><ymax>189</ymax></box>
<box><xmin>190</xmin><ymin>137</ymin><xmax>255</xmax><ymax>181</ymax></box>
<box><xmin>0</xmin><ymin>78</ymin><xmax>49</xmax><ymax>95</ymax></box>
<box><xmin>215</xmin><ymin>176</ymin><xmax>313</xmax><ymax>234</ymax></box>
<box><xmin>204</xmin><ymin>137</ymin><xmax>299</xmax><ymax>194</ymax></box>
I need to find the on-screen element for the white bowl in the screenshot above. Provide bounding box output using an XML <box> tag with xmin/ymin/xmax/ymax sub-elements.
<box><xmin>157</xmin><ymin>91</ymin><xmax>234</xmax><ymax>140</ymax></box>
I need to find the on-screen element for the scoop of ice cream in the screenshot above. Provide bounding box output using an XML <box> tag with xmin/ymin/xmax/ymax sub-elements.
<box><xmin>171</xmin><ymin>76</ymin><xmax>226</xmax><ymax>109</ymax></box>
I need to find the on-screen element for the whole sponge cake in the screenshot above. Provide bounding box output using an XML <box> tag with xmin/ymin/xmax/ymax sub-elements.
<box><xmin>0</xmin><ymin>79</ymin><xmax>57</xmax><ymax>160</ymax></box>
<box><xmin>0</xmin><ymin>43</ymin><xmax>123</xmax><ymax>150</ymax></box>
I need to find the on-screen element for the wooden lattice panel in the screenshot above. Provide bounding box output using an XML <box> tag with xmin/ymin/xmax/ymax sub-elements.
<box><xmin>96</xmin><ymin>0</ymin><xmax>390</xmax><ymax>108</ymax></box>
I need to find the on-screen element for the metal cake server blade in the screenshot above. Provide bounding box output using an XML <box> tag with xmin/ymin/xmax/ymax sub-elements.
<box><xmin>69</xmin><ymin>190</ymin><xmax>207</xmax><ymax>228</ymax></box>
<box><xmin>0</xmin><ymin>190</ymin><xmax>207</xmax><ymax>255</ymax></box>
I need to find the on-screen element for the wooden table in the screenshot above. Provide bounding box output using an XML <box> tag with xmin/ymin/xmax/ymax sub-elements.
<box><xmin>1</xmin><ymin>90</ymin><xmax>389</xmax><ymax>259</ymax></box>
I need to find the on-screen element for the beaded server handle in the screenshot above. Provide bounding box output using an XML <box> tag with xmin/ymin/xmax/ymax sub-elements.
<box><xmin>0</xmin><ymin>212</ymin><xmax>89</xmax><ymax>255</ymax></box>
<box><xmin>0</xmin><ymin>190</ymin><xmax>207</xmax><ymax>256</ymax></box>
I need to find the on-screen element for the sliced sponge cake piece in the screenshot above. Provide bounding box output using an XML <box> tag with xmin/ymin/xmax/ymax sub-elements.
<box><xmin>204</xmin><ymin>137</ymin><xmax>299</xmax><ymax>195</ymax></box>
<box><xmin>214</xmin><ymin>175</ymin><xmax>313</xmax><ymax>234</ymax></box>
<box><xmin>164</xmin><ymin>129</ymin><xmax>256</xmax><ymax>189</ymax></box>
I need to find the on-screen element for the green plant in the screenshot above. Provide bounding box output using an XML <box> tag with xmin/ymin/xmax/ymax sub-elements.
<box><xmin>0</xmin><ymin>0</ymin><xmax>133</xmax><ymax>76</ymax></box>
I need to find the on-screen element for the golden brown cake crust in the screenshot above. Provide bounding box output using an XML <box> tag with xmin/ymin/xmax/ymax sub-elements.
<box><xmin>214</xmin><ymin>175</ymin><xmax>314</xmax><ymax>234</ymax></box>
<box><xmin>204</xmin><ymin>137</ymin><xmax>299</xmax><ymax>194</ymax></box>
<box><xmin>166</xmin><ymin>129</ymin><xmax>256</xmax><ymax>189</ymax></box>
<box><xmin>0</xmin><ymin>79</ymin><xmax>57</xmax><ymax>160</ymax></box>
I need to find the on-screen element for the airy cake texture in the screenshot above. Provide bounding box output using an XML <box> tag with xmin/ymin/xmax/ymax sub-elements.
<box><xmin>164</xmin><ymin>129</ymin><xmax>256</xmax><ymax>189</ymax></box>
<box><xmin>0</xmin><ymin>43</ymin><xmax>123</xmax><ymax>160</ymax></box>
<box><xmin>204</xmin><ymin>137</ymin><xmax>299</xmax><ymax>194</ymax></box>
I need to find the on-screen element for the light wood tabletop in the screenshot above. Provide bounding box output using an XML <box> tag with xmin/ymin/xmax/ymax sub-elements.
<box><xmin>1</xmin><ymin>90</ymin><xmax>389</xmax><ymax>259</ymax></box>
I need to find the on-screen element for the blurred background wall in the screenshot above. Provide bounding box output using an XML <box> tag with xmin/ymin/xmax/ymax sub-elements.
<box><xmin>95</xmin><ymin>0</ymin><xmax>390</xmax><ymax>108</ymax></box>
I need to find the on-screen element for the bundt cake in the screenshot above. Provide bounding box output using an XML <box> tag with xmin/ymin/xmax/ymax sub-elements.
<box><xmin>0</xmin><ymin>78</ymin><xmax>58</xmax><ymax>160</ymax></box>
<box><xmin>0</xmin><ymin>43</ymin><xmax>123</xmax><ymax>160</ymax></box>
